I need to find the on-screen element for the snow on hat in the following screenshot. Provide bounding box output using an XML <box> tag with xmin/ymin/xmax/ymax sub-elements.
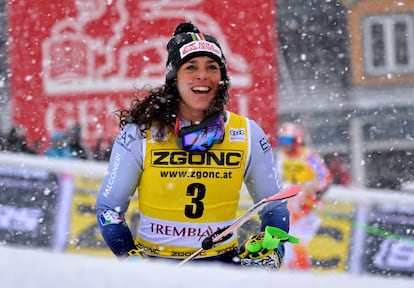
<box><xmin>165</xmin><ymin>22</ymin><xmax>227</xmax><ymax>83</ymax></box>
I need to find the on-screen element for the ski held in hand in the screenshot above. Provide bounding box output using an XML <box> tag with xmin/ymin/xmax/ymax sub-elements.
<box><xmin>177</xmin><ymin>185</ymin><xmax>302</xmax><ymax>266</ymax></box>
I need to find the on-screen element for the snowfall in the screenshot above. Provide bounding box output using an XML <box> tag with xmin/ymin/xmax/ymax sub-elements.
<box><xmin>1</xmin><ymin>246</ymin><xmax>412</xmax><ymax>288</ymax></box>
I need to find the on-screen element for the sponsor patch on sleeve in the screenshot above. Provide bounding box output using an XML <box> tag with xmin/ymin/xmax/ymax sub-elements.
<box><xmin>259</xmin><ymin>137</ymin><xmax>271</xmax><ymax>152</ymax></box>
<box><xmin>99</xmin><ymin>210</ymin><xmax>124</xmax><ymax>226</ymax></box>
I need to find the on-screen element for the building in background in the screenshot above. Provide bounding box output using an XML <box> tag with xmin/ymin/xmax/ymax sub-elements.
<box><xmin>277</xmin><ymin>0</ymin><xmax>414</xmax><ymax>190</ymax></box>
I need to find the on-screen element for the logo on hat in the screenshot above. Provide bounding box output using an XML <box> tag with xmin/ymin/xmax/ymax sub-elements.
<box><xmin>179</xmin><ymin>40</ymin><xmax>222</xmax><ymax>59</ymax></box>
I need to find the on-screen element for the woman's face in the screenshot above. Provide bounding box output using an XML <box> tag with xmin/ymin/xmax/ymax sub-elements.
<box><xmin>176</xmin><ymin>56</ymin><xmax>221</xmax><ymax>122</ymax></box>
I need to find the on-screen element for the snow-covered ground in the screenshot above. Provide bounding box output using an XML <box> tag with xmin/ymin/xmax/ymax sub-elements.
<box><xmin>1</xmin><ymin>246</ymin><xmax>412</xmax><ymax>288</ymax></box>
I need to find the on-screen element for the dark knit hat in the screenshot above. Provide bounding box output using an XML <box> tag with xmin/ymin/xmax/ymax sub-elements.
<box><xmin>166</xmin><ymin>22</ymin><xmax>227</xmax><ymax>83</ymax></box>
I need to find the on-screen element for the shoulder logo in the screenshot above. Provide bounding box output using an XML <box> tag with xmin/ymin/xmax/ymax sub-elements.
<box><xmin>229</xmin><ymin>128</ymin><xmax>246</xmax><ymax>142</ymax></box>
<box><xmin>116</xmin><ymin>129</ymin><xmax>136</xmax><ymax>151</ymax></box>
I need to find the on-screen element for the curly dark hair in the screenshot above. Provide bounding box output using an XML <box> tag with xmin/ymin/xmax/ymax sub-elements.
<box><xmin>116</xmin><ymin>79</ymin><xmax>230</xmax><ymax>138</ymax></box>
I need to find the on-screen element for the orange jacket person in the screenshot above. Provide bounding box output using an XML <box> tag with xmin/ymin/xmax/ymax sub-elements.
<box><xmin>276</xmin><ymin>122</ymin><xmax>332</xmax><ymax>269</ymax></box>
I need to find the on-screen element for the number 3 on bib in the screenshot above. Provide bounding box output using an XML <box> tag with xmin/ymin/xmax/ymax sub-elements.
<box><xmin>184</xmin><ymin>183</ymin><xmax>206</xmax><ymax>218</ymax></box>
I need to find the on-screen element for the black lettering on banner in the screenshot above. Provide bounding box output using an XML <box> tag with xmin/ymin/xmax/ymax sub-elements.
<box><xmin>188</xmin><ymin>153</ymin><xmax>204</xmax><ymax>165</ymax></box>
<box><xmin>171</xmin><ymin>251</ymin><xmax>194</xmax><ymax>257</ymax></box>
<box><xmin>226</xmin><ymin>152</ymin><xmax>242</xmax><ymax>166</ymax></box>
<box><xmin>136</xmin><ymin>243</ymin><xmax>160</xmax><ymax>255</ymax></box>
<box><xmin>152</xmin><ymin>150</ymin><xmax>243</xmax><ymax>167</ymax></box>
<box><xmin>207</xmin><ymin>152</ymin><xmax>224</xmax><ymax>165</ymax></box>
<box><xmin>310</xmin><ymin>226</ymin><xmax>343</xmax><ymax>268</ymax></box>
<box><xmin>0</xmin><ymin>166</ymin><xmax>59</xmax><ymax>248</ymax></box>
<box><xmin>160</xmin><ymin>170</ymin><xmax>233</xmax><ymax>179</ymax></box>
<box><xmin>171</xmin><ymin>151</ymin><xmax>187</xmax><ymax>165</ymax></box>
<box><xmin>364</xmin><ymin>203</ymin><xmax>414</xmax><ymax>277</ymax></box>
<box><xmin>153</xmin><ymin>151</ymin><xmax>169</xmax><ymax>165</ymax></box>
<box><xmin>185</xmin><ymin>183</ymin><xmax>205</xmax><ymax>218</ymax></box>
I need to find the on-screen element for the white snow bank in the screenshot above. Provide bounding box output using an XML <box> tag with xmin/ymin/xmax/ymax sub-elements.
<box><xmin>0</xmin><ymin>246</ymin><xmax>412</xmax><ymax>288</ymax></box>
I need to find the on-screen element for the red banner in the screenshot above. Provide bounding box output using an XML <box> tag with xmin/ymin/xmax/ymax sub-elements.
<box><xmin>7</xmin><ymin>0</ymin><xmax>278</xmax><ymax>151</ymax></box>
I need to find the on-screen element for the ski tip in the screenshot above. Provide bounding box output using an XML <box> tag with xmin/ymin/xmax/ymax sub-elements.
<box><xmin>282</xmin><ymin>185</ymin><xmax>302</xmax><ymax>199</ymax></box>
<box><xmin>266</xmin><ymin>185</ymin><xmax>302</xmax><ymax>202</ymax></box>
<box><xmin>287</xmin><ymin>185</ymin><xmax>302</xmax><ymax>195</ymax></box>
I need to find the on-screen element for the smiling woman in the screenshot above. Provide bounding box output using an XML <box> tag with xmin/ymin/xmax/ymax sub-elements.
<box><xmin>95</xmin><ymin>22</ymin><xmax>291</xmax><ymax>270</ymax></box>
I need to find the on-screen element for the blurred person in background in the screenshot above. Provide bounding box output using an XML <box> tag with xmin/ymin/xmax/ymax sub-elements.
<box><xmin>67</xmin><ymin>123</ymin><xmax>93</xmax><ymax>160</ymax></box>
<box><xmin>93</xmin><ymin>136</ymin><xmax>114</xmax><ymax>161</ymax></box>
<box><xmin>325</xmin><ymin>154</ymin><xmax>352</xmax><ymax>186</ymax></box>
<box><xmin>96</xmin><ymin>22</ymin><xmax>297</xmax><ymax>270</ymax></box>
<box><xmin>275</xmin><ymin>122</ymin><xmax>332</xmax><ymax>270</ymax></box>
<box><xmin>44</xmin><ymin>130</ymin><xmax>74</xmax><ymax>159</ymax></box>
<box><xmin>0</xmin><ymin>132</ymin><xmax>6</xmax><ymax>151</ymax></box>
<box><xmin>1</xmin><ymin>125</ymin><xmax>37</xmax><ymax>154</ymax></box>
